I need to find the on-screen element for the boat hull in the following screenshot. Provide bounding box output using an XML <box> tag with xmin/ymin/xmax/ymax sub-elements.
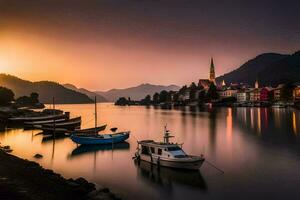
<box><xmin>70</xmin><ymin>132</ymin><xmax>130</xmax><ymax>145</ymax></box>
<box><xmin>72</xmin><ymin>125</ymin><xmax>107</xmax><ymax>134</ymax></box>
<box><xmin>42</xmin><ymin>117</ymin><xmax>81</xmax><ymax>130</ymax></box>
<box><xmin>8</xmin><ymin>114</ymin><xmax>68</xmax><ymax>123</ymax></box>
<box><xmin>138</xmin><ymin>154</ymin><xmax>205</xmax><ymax>170</ymax></box>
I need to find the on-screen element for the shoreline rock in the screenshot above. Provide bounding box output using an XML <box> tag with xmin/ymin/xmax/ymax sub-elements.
<box><xmin>0</xmin><ymin>150</ymin><xmax>121</xmax><ymax>200</ymax></box>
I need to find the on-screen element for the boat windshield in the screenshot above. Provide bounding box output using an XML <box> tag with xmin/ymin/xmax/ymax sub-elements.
<box><xmin>167</xmin><ymin>146</ymin><xmax>186</xmax><ymax>157</ymax></box>
<box><xmin>167</xmin><ymin>146</ymin><xmax>182</xmax><ymax>151</ymax></box>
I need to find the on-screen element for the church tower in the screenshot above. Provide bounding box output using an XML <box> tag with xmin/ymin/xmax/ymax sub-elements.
<box><xmin>221</xmin><ymin>79</ymin><xmax>226</xmax><ymax>87</ymax></box>
<box><xmin>209</xmin><ymin>58</ymin><xmax>216</xmax><ymax>84</ymax></box>
<box><xmin>255</xmin><ymin>79</ymin><xmax>259</xmax><ymax>89</ymax></box>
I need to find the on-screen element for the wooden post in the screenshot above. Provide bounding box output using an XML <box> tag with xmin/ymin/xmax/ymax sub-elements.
<box><xmin>94</xmin><ymin>96</ymin><xmax>97</xmax><ymax>135</ymax></box>
<box><xmin>53</xmin><ymin>97</ymin><xmax>56</xmax><ymax>137</ymax></box>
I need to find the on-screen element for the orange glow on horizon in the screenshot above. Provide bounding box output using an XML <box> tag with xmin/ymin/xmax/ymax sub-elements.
<box><xmin>0</xmin><ymin>24</ymin><xmax>258</xmax><ymax>91</ymax></box>
<box><xmin>1</xmin><ymin>30</ymin><xmax>227</xmax><ymax>91</ymax></box>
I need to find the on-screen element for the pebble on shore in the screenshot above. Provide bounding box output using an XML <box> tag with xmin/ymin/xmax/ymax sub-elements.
<box><xmin>33</xmin><ymin>154</ymin><xmax>43</xmax><ymax>159</ymax></box>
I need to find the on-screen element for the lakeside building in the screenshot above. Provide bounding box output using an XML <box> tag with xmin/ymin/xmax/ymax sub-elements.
<box><xmin>218</xmin><ymin>87</ymin><xmax>239</xmax><ymax>99</ymax></box>
<box><xmin>260</xmin><ymin>87</ymin><xmax>273</xmax><ymax>102</ymax></box>
<box><xmin>249</xmin><ymin>88</ymin><xmax>260</xmax><ymax>102</ymax></box>
<box><xmin>236</xmin><ymin>90</ymin><xmax>249</xmax><ymax>102</ymax></box>
<box><xmin>293</xmin><ymin>85</ymin><xmax>300</xmax><ymax>101</ymax></box>
<box><xmin>146</xmin><ymin>58</ymin><xmax>299</xmax><ymax>106</ymax></box>
<box><xmin>183</xmin><ymin>89</ymin><xmax>191</xmax><ymax>101</ymax></box>
<box><xmin>198</xmin><ymin>79</ymin><xmax>211</xmax><ymax>90</ymax></box>
<box><xmin>273</xmin><ymin>84</ymin><xmax>284</xmax><ymax>101</ymax></box>
<box><xmin>198</xmin><ymin>58</ymin><xmax>216</xmax><ymax>89</ymax></box>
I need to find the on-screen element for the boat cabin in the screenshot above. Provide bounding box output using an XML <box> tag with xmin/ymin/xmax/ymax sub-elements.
<box><xmin>138</xmin><ymin>140</ymin><xmax>187</xmax><ymax>159</ymax></box>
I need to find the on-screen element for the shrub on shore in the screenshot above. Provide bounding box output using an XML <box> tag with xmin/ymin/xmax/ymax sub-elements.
<box><xmin>0</xmin><ymin>87</ymin><xmax>14</xmax><ymax>105</ymax></box>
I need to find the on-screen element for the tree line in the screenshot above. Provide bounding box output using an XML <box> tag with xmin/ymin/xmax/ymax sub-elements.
<box><xmin>0</xmin><ymin>86</ymin><xmax>42</xmax><ymax>107</ymax></box>
<box><xmin>115</xmin><ymin>82</ymin><xmax>219</xmax><ymax>106</ymax></box>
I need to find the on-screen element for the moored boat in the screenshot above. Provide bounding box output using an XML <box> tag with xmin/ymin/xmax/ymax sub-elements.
<box><xmin>70</xmin><ymin>96</ymin><xmax>130</xmax><ymax>145</ymax></box>
<box><xmin>72</xmin><ymin>125</ymin><xmax>107</xmax><ymax>134</ymax></box>
<box><xmin>8</xmin><ymin>113</ymin><xmax>68</xmax><ymax>123</ymax></box>
<box><xmin>134</xmin><ymin>126</ymin><xmax>205</xmax><ymax>170</ymax></box>
<box><xmin>41</xmin><ymin>117</ymin><xmax>82</xmax><ymax>130</ymax></box>
<box><xmin>70</xmin><ymin>131</ymin><xmax>130</xmax><ymax>145</ymax></box>
<box><xmin>24</xmin><ymin>118</ymin><xmax>67</xmax><ymax>126</ymax></box>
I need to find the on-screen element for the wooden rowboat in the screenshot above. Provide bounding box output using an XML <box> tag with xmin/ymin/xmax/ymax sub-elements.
<box><xmin>24</xmin><ymin>118</ymin><xmax>67</xmax><ymax>126</ymax></box>
<box><xmin>70</xmin><ymin>96</ymin><xmax>130</xmax><ymax>145</ymax></box>
<box><xmin>72</xmin><ymin>124</ymin><xmax>107</xmax><ymax>134</ymax></box>
<box><xmin>9</xmin><ymin>113</ymin><xmax>68</xmax><ymax>122</ymax></box>
<box><xmin>70</xmin><ymin>131</ymin><xmax>130</xmax><ymax>145</ymax></box>
<box><xmin>42</xmin><ymin>117</ymin><xmax>81</xmax><ymax>129</ymax></box>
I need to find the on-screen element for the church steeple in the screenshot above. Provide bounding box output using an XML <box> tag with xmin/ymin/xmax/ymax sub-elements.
<box><xmin>255</xmin><ymin>79</ymin><xmax>259</xmax><ymax>89</ymax></box>
<box><xmin>209</xmin><ymin>57</ymin><xmax>216</xmax><ymax>84</ymax></box>
<box><xmin>221</xmin><ymin>79</ymin><xmax>226</xmax><ymax>87</ymax></box>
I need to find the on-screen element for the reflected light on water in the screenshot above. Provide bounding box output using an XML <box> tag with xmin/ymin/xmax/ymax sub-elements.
<box><xmin>250</xmin><ymin>108</ymin><xmax>254</xmax><ymax>130</ymax></box>
<box><xmin>263</xmin><ymin>108</ymin><xmax>268</xmax><ymax>128</ymax></box>
<box><xmin>293</xmin><ymin>112</ymin><xmax>297</xmax><ymax>135</ymax></box>
<box><xmin>226</xmin><ymin>107</ymin><xmax>232</xmax><ymax>142</ymax></box>
<box><xmin>1</xmin><ymin>104</ymin><xmax>300</xmax><ymax>200</ymax></box>
<box><xmin>257</xmin><ymin>109</ymin><xmax>261</xmax><ymax>135</ymax></box>
<box><xmin>274</xmin><ymin>108</ymin><xmax>281</xmax><ymax>128</ymax></box>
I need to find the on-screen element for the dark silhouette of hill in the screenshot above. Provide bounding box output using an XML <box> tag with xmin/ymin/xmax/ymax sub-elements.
<box><xmin>216</xmin><ymin>52</ymin><xmax>295</xmax><ymax>86</ymax></box>
<box><xmin>95</xmin><ymin>83</ymin><xmax>180</xmax><ymax>102</ymax></box>
<box><xmin>63</xmin><ymin>84</ymin><xmax>107</xmax><ymax>102</ymax></box>
<box><xmin>0</xmin><ymin>74</ymin><xmax>93</xmax><ymax>104</ymax></box>
<box><xmin>256</xmin><ymin>51</ymin><xmax>300</xmax><ymax>85</ymax></box>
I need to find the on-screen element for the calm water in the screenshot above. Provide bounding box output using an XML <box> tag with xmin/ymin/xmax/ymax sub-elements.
<box><xmin>1</xmin><ymin>104</ymin><xmax>300</xmax><ymax>199</ymax></box>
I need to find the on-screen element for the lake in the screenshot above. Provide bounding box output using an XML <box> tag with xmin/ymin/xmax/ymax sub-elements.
<box><xmin>1</xmin><ymin>103</ymin><xmax>300</xmax><ymax>200</ymax></box>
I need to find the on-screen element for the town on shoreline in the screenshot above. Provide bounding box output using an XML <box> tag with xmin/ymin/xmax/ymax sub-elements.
<box><xmin>115</xmin><ymin>58</ymin><xmax>300</xmax><ymax>109</ymax></box>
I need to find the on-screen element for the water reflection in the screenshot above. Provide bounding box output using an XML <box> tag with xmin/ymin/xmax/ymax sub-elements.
<box><xmin>208</xmin><ymin>110</ymin><xmax>217</xmax><ymax>154</ymax></box>
<box><xmin>69</xmin><ymin>142</ymin><xmax>130</xmax><ymax>158</ymax></box>
<box><xmin>257</xmin><ymin>108</ymin><xmax>261</xmax><ymax>135</ymax></box>
<box><xmin>135</xmin><ymin>160</ymin><xmax>207</xmax><ymax>192</ymax></box>
<box><xmin>226</xmin><ymin>108</ymin><xmax>232</xmax><ymax>143</ymax></box>
<box><xmin>293</xmin><ymin>112</ymin><xmax>298</xmax><ymax>135</ymax></box>
<box><xmin>1</xmin><ymin>104</ymin><xmax>300</xmax><ymax>200</ymax></box>
<box><xmin>41</xmin><ymin>134</ymin><xmax>69</xmax><ymax>143</ymax></box>
<box><xmin>235</xmin><ymin>108</ymin><xmax>300</xmax><ymax>142</ymax></box>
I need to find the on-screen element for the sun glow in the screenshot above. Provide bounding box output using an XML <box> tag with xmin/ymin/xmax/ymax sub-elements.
<box><xmin>0</xmin><ymin>55</ymin><xmax>13</xmax><ymax>74</ymax></box>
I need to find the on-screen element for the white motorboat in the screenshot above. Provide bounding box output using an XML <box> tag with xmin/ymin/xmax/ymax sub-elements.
<box><xmin>135</xmin><ymin>126</ymin><xmax>205</xmax><ymax>170</ymax></box>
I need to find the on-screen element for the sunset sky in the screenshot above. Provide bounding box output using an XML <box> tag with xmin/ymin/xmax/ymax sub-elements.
<box><xmin>0</xmin><ymin>0</ymin><xmax>299</xmax><ymax>91</ymax></box>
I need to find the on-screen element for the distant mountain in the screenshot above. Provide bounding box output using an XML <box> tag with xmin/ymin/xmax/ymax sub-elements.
<box><xmin>0</xmin><ymin>74</ymin><xmax>93</xmax><ymax>104</ymax></box>
<box><xmin>216</xmin><ymin>53</ymin><xmax>288</xmax><ymax>86</ymax></box>
<box><xmin>257</xmin><ymin>51</ymin><xmax>300</xmax><ymax>85</ymax></box>
<box><xmin>216</xmin><ymin>51</ymin><xmax>300</xmax><ymax>86</ymax></box>
<box><xmin>95</xmin><ymin>83</ymin><xmax>180</xmax><ymax>102</ymax></box>
<box><xmin>63</xmin><ymin>84</ymin><xmax>107</xmax><ymax>102</ymax></box>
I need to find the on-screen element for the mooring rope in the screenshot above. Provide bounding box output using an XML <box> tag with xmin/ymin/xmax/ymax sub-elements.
<box><xmin>205</xmin><ymin>160</ymin><xmax>224</xmax><ymax>174</ymax></box>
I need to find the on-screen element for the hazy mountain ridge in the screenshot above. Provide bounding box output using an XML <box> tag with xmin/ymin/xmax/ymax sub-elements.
<box><xmin>0</xmin><ymin>74</ymin><xmax>93</xmax><ymax>104</ymax></box>
<box><xmin>63</xmin><ymin>84</ymin><xmax>107</xmax><ymax>102</ymax></box>
<box><xmin>216</xmin><ymin>51</ymin><xmax>300</xmax><ymax>86</ymax></box>
<box><xmin>95</xmin><ymin>83</ymin><xmax>180</xmax><ymax>101</ymax></box>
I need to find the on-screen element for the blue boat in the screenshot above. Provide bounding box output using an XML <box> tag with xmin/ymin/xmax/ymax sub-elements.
<box><xmin>70</xmin><ymin>131</ymin><xmax>130</xmax><ymax>145</ymax></box>
<box><xmin>70</xmin><ymin>96</ymin><xmax>130</xmax><ymax>145</ymax></box>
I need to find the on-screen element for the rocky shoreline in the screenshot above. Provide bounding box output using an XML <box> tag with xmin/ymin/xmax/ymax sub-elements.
<box><xmin>0</xmin><ymin>150</ymin><xmax>121</xmax><ymax>200</ymax></box>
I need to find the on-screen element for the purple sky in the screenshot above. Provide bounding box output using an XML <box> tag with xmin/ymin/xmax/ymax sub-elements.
<box><xmin>0</xmin><ymin>0</ymin><xmax>299</xmax><ymax>90</ymax></box>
